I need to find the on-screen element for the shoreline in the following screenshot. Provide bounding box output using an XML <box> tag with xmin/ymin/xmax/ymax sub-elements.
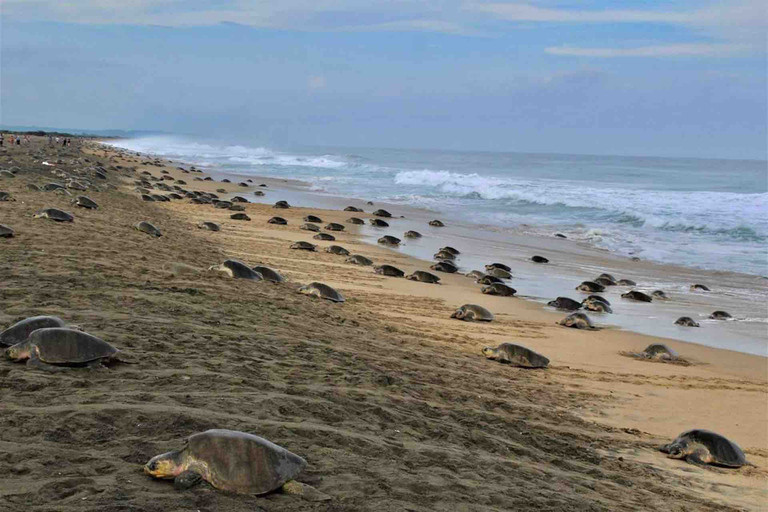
<box><xmin>1</xmin><ymin>136</ymin><xmax>765</xmax><ymax>510</ymax></box>
<box><xmin>99</xmin><ymin>139</ymin><xmax>768</xmax><ymax>357</ymax></box>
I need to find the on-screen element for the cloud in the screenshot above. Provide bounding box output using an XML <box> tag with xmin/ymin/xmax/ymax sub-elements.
<box><xmin>546</xmin><ymin>43</ymin><xmax>750</xmax><ymax>58</ymax></box>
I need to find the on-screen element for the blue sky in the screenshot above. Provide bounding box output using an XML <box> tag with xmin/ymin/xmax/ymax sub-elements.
<box><xmin>1</xmin><ymin>1</ymin><xmax>765</xmax><ymax>159</ymax></box>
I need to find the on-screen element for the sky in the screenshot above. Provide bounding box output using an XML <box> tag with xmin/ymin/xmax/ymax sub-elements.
<box><xmin>1</xmin><ymin>0</ymin><xmax>766</xmax><ymax>159</ymax></box>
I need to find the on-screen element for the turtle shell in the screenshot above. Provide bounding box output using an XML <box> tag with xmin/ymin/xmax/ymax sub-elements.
<box><xmin>303</xmin><ymin>215</ymin><xmax>323</xmax><ymax>223</ymax></box>
<box><xmin>37</xmin><ymin>208</ymin><xmax>74</xmax><ymax>222</ymax></box>
<box><xmin>0</xmin><ymin>315</ymin><xmax>66</xmax><ymax>347</ymax></box>
<box><xmin>73</xmin><ymin>196</ymin><xmax>98</xmax><ymax>209</ymax></box>
<box><xmin>0</xmin><ymin>224</ymin><xmax>13</xmax><ymax>238</ymax></box>
<box><xmin>372</xmin><ymin>209</ymin><xmax>392</xmax><ymax>217</ymax></box>
<box><xmin>252</xmin><ymin>266</ymin><xmax>285</xmax><ymax>283</ymax></box>
<box><xmin>325</xmin><ymin>223</ymin><xmax>345</xmax><ymax>232</ymax></box>
<box><xmin>222</xmin><ymin>260</ymin><xmax>262</xmax><ymax>280</ymax></box>
<box><xmin>661</xmin><ymin>429</ymin><xmax>746</xmax><ymax>468</ymax></box>
<box><xmin>300</xmin><ymin>283</ymin><xmax>345</xmax><ymax>303</ymax></box>
<box><xmin>378</xmin><ymin>235</ymin><xmax>401</xmax><ymax>245</ymax></box>
<box><xmin>346</xmin><ymin>217</ymin><xmax>365</xmax><ymax>225</ymax></box>
<box><xmin>25</xmin><ymin>328</ymin><xmax>118</xmax><ymax>364</ymax></box>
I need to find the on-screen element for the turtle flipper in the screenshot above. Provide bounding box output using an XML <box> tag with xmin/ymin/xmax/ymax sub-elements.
<box><xmin>26</xmin><ymin>354</ymin><xmax>65</xmax><ymax>373</ymax></box>
<box><xmin>174</xmin><ymin>470</ymin><xmax>204</xmax><ymax>490</ymax></box>
<box><xmin>281</xmin><ymin>480</ymin><xmax>332</xmax><ymax>502</ymax></box>
<box><xmin>685</xmin><ymin>449</ymin><xmax>711</xmax><ymax>467</ymax></box>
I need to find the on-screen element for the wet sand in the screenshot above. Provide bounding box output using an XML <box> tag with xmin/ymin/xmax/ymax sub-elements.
<box><xmin>0</xmin><ymin>137</ymin><xmax>766</xmax><ymax>511</ymax></box>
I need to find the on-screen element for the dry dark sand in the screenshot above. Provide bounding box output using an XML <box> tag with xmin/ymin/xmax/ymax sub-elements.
<box><xmin>0</xmin><ymin>138</ymin><xmax>766</xmax><ymax>511</ymax></box>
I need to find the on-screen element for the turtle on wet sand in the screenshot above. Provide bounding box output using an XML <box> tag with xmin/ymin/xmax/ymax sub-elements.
<box><xmin>691</xmin><ymin>284</ymin><xmax>710</xmax><ymax>292</ymax></box>
<box><xmin>641</xmin><ymin>343</ymin><xmax>678</xmax><ymax>360</ymax></box>
<box><xmin>483</xmin><ymin>343</ymin><xmax>549</xmax><ymax>368</ymax></box>
<box><xmin>485</xmin><ymin>263</ymin><xmax>511</xmax><ymax>272</ymax></box>
<box><xmin>314</xmin><ymin>233</ymin><xmax>335</xmax><ymax>241</ymax></box>
<box><xmin>547</xmin><ymin>297</ymin><xmax>582</xmax><ymax>311</ymax></box>
<box><xmin>440</xmin><ymin>246</ymin><xmax>460</xmax><ymax>255</ymax></box>
<box><xmin>660</xmin><ymin>430</ymin><xmax>747</xmax><ymax>468</ymax></box>
<box><xmin>582</xmin><ymin>299</ymin><xmax>612</xmax><ymax>313</ymax></box>
<box><xmin>558</xmin><ymin>312</ymin><xmax>596</xmax><ymax>329</ymax></box>
<box><xmin>5</xmin><ymin>328</ymin><xmax>122</xmax><ymax>371</ymax></box>
<box><xmin>675</xmin><ymin>316</ymin><xmax>700</xmax><ymax>327</ymax></box>
<box><xmin>373</xmin><ymin>209</ymin><xmax>392</xmax><ymax>218</ymax></box>
<box><xmin>290</xmin><ymin>241</ymin><xmax>316</xmax><ymax>251</ymax></box>
<box><xmin>477</xmin><ymin>275</ymin><xmax>503</xmax><ymax>285</ymax></box>
<box><xmin>34</xmin><ymin>208</ymin><xmax>74</xmax><ymax>222</ymax></box>
<box><xmin>379</xmin><ymin>235</ymin><xmax>401</xmax><ymax>246</ymax></box>
<box><xmin>325</xmin><ymin>245</ymin><xmax>350</xmax><ymax>256</ymax></box>
<box><xmin>622</xmin><ymin>290</ymin><xmax>653</xmax><ymax>302</ymax></box>
<box><xmin>594</xmin><ymin>277</ymin><xmax>616</xmax><ymax>287</ymax></box>
<box><xmin>431</xmin><ymin>261</ymin><xmax>458</xmax><ymax>273</ymax></box>
<box><xmin>274</xmin><ymin>200</ymin><xmax>290</xmax><ymax>209</ymax></box>
<box><xmin>451</xmin><ymin>304</ymin><xmax>494</xmax><ymax>322</ymax></box>
<box><xmin>583</xmin><ymin>295</ymin><xmax>610</xmax><ymax>306</ymax></box>
<box><xmin>433</xmin><ymin>250</ymin><xmax>456</xmax><ymax>261</ymax></box>
<box><xmin>344</xmin><ymin>206</ymin><xmax>363</xmax><ymax>212</ymax></box>
<box><xmin>429</xmin><ymin>220</ymin><xmax>444</xmax><ymax>227</ymax></box>
<box><xmin>374</xmin><ymin>264</ymin><xmax>405</xmax><ymax>277</ymax></box>
<box><xmin>346</xmin><ymin>254</ymin><xmax>373</xmax><ymax>266</ymax></box>
<box><xmin>487</xmin><ymin>267</ymin><xmax>512</xmax><ymax>279</ymax></box>
<box><xmin>144</xmin><ymin>429</ymin><xmax>318</xmax><ymax>496</ymax></box>
<box><xmin>406</xmin><ymin>270</ymin><xmax>441</xmax><ymax>284</ymax></box>
<box><xmin>209</xmin><ymin>260</ymin><xmax>263</xmax><ymax>280</ymax></box>
<box><xmin>298</xmin><ymin>282</ymin><xmax>345</xmax><ymax>302</ymax></box>
<box><xmin>481</xmin><ymin>283</ymin><xmax>517</xmax><ymax>296</ymax></box>
<box><xmin>531</xmin><ymin>255</ymin><xmax>548</xmax><ymax>263</ymax></box>
<box><xmin>346</xmin><ymin>217</ymin><xmax>365</xmax><ymax>225</ymax></box>
<box><xmin>370</xmin><ymin>218</ymin><xmax>389</xmax><ymax>227</ymax></box>
<box><xmin>710</xmin><ymin>310</ymin><xmax>732</xmax><ymax>320</ymax></box>
<box><xmin>325</xmin><ymin>223</ymin><xmax>345</xmax><ymax>232</ymax></box>
<box><xmin>0</xmin><ymin>315</ymin><xmax>67</xmax><ymax>347</ymax></box>
<box><xmin>616</xmin><ymin>279</ymin><xmax>636</xmax><ymax>286</ymax></box>
<box><xmin>404</xmin><ymin>231</ymin><xmax>422</xmax><ymax>238</ymax></box>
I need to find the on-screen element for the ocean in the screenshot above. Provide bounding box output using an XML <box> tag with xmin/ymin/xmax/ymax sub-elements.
<box><xmin>108</xmin><ymin>135</ymin><xmax>767</xmax><ymax>277</ymax></box>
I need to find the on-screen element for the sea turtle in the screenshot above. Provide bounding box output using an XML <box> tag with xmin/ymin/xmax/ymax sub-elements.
<box><xmin>303</xmin><ymin>215</ymin><xmax>323</xmax><ymax>223</ymax></box>
<box><xmin>482</xmin><ymin>283</ymin><xmax>517</xmax><ymax>296</ymax></box>
<box><xmin>253</xmin><ymin>190</ymin><xmax>265</xmax><ymax>196</ymax></box>
<box><xmin>230</xmin><ymin>213</ymin><xmax>251</xmax><ymax>221</ymax></box>
<box><xmin>433</xmin><ymin>250</ymin><xmax>456</xmax><ymax>261</ymax></box>
<box><xmin>216</xmin><ymin>188</ymin><xmax>227</xmax><ymax>194</ymax></box>
<box><xmin>406</xmin><ymin>270</ymin><xmax>441</xmax><ymax>284</ymax></box>
<box><xmin>554</xmin><ymin>233</ymin><xmax>567</xmax><ymax>239</ymax></box>
<box><xmin>378</xmin><ymin>235</ymin><xmax>401</xmax><ymax>246</ymax></box>
<box><xmin>290</xmin><ymin>241</ymin><xmax>316</xmax><ymax>251</ymax></box>
<box><xmin>691</xmin><ymin>284</ymin><xmax>710</xmax><ymax>292</ymax></box>
<box><xmin>374</xmin><ymin>265</ymin><xmax>405</xmax><ymax>277</ymax></box>
<box><xmin>431</xmin><ymin>261</ymin><xmax>458</xmax><ymax>273</ymax></box>
<box><xmin>404</xmin><ymin>231</ymin><xmax>422</xmax><ymax>238</ymax></box>
<box><xmin>34</xmin><ymin>208</ymin><xmax>74</xmax><ymax>222</ymax></box>
<box><xmin>43</xmin><ymin>183</ymin><xmax>66</xmax><ymax>191</ymax></box>
<box><xmin>168</xmin><ymin>193</ymin><xmax>184</xmax><ymax>200</ymax></box>
<box><xmin>558</xmin><ymin>312</ymin><xmax>595</xmax><ymax>329</ymax></box>
<box><xmin>597</xmin><ymin>273</ymin><xmax>617</xmax><ymax>282</ymax></box>
<box><xmin>214</xmin><ymin>201</ymin><xmax>233</xmax><ymax>209</ymax></box>
<box><xmin>622</xmin><ymin>290</ymin><xmax>653</xmax><ymax>302</ymax></box>
<box><xmin>482</xmin><ymin>343</ymin><xmax>549</xmax><ymax>368</ymax></box>
<box><xmin>5</xmin><ymin>328</ymin><xmax>121</xmax><ymax>370</ymax></box>
<box><xmin>134</xmin><ymin>221</ymin><xmax>162</xmax><ymax>237</ymax></box>
<box><xmin>238</xmin><ymin>182</ymin><xmax>249</xmax><ymax>187</ymax></box>
<box><xmin>273</xmin><ymin>201</ymin><xmax>290</xmax><ymax>209</ymax></box>
<box><xmin>0</xmin><ymin>315</ymin><xmax>67</xmax><ymax>347</ymax></box>
<box><xmin>221</xmin><ymin>179</ymin><xmax>231</xmax><ymax>183</ymax></box>
<box><xmin>594</xmin><ymin>277</ymin><xmax>616</xmax><ymax>287</ymax></box>
<box><xmin>298</xmin><ymin>282</ymin><xmax>345</xmax><ymax>302</ymax></box>
<box><xmin>675</xmin><ymin>316</ymin><xmax>700</xmax><ymax>327</ymax></box>
<box><xmin>576</xmin><ymin>281</ymin><xmax>605</xmax><ymax>293</ymax></box>
<box><xmin>370</xmin><ymin>219</ymin><xmax>389</xmax><ymax>227</ymax></box>
<box><xmin>466</xmin><ymin>270</ymin><xmax>487</xmax><ymax>280</ymax></box>
<box><xmin>477</xmin><ymin>275</ymin><xmax>503</xmax><ymax>285</ymax></box>
<box><xmin>0</xmin><ymin>191</ymin><xmax>15</xmax><ymax>201</ymax></box>
<box><xmin>583</xmin><ymin>295</ymin><xmax>610</xmax><ymax>306</ymax></box>
<box><xmin>209</xmin><ymin>260</ymin><xmax>263</xmax><ymax>280</ymax></box>
<box><xmin>429</xmin><ymin>220</ymin><xmax>444</xmax><ymax>227</ymax></box>
<box><xmin>547</xmin><ymin>297</ymin><xmax>582</xmax><ymax>311</ymax></box>
<box><xmin>198</xmin><ymin>221</ymin><xmax>221</xmax><ymax>232</ymax></box>
<box><xmin>641</xmin><ymin>343</ymin><xmax>679</xmax><ymax>360</ymax></box>
<box><xmin>344</xmin><ymin>206</ymin><xmax>363</xmax><ymax>212</ymax></box>
<box><xmin>616</xmin><ymin>279</ymin><xmax>636</xmax><ymax>286</ymax></box>
<box><xmin>300</xmin><ymin>223</ymin><xmax>320</xmax><ymax>232</ymax></box>
<box><xmin>582</xmin><ymin>298</ymin><xmax>613</xmax><ymax>313</ymax></box>
<box><xmin>144</xmin><ymin>430</ymin><xmax>308</xmax><ymax>495</ymax></box>
<box><xmin>346</xmin><ymin>217</ymin><xmax>365</xmax><ymax>225</ymax></box>
<box><xmin>651</xmin><ymin>290</ymin><xmax>669</xmax><ymax>300</ymax></box>
<box><xmin>373</xmin><ymin>209</ymin><xmax>392</xmax><ymax>218</ymax></box>
<box><xmin>531</xmin><ymin>255</ymin><xmax>548</xmax><ymax>263</ymax></box>
<box><xmin>451</xmin><ymin>304</ymin><xmax>494</xmax><ymax>322</ymax></box>
<box><xmin>0</xmin><ymin>224</ymin><xmax>14</xmax><ymax>238</ymax></box>
<box><xmin>325</xmin><ymin>223</ymin><xmax>345</xmax><ymax>232</ymax></box>
<box><xmin>268</xmin><ymin>217</ymin><xmax>287</xmax><ymax>225</ymax></box>
<box><xmin>346</xmin><ymin>255</ymin><xmax>373</xmax><ymax>266</ymax></box>
<box><xmin>440</xmin><ymin>246</ymin><xmax>460</xmax><ymax>255</ymax></box>
<box><xmin>314</xmin><ymin>233</ymin><xmax>336</xmax><ymax>241</ymax></box>
<box><xmin>710</xmin><ymin>310</ymin><xmax>732</xmax><ymax>320</ymax></box>
<box><xmin>487</xmin><ymin>267</ymin><xmax>512</xmax><ymax>279</ymax></box>
<box><xmin>229</xmin><ymin>205</ymin><xmax>246</xmax><ymax>212</ymax></box>
<box><xmin>252</xmin><ymin>266</ymin><xmax>285</xmax><ymax>283</ymax></box>
<box><xmin>660</xmin><ymin>430</ymin><xmax>747</xmax><ymax>468</ymax></box>
<box><xmin>325</xmin><ymin>245</ymin><xmax>350</xmax><ymax>256</ymax></box>
<box><xmin>485</xmin><ymin>263</ymin><xmax>511</xmax><ymax>272</ymax></box>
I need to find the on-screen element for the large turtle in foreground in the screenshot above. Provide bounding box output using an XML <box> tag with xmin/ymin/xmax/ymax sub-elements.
<box><xmin>0</xmin><ymin>315</ymin><xmax>67</xmax><ymax>347</ymax></box>
<box><xmin>660</xmin><ymin>430</ymin><xmax>747</xmax><ymax>468</ymax></box>
<box><xmin>209</xmin><ymin>260</ymin><xmax>263</xmax><ymax>280</ymax></box>
<box><xmin>557</xmin><ymin>312</ymin><xmax>596</xmax><ymax>330</ymax></box>
<box><xmin>298</xmin><ymin>282</ymin><xmax>345</xmax><ymax>303</ymax></box>
<box><xmin>451</xmin><ymin>304</ymin><xmax>494</xmax><ymax>322</ymax></box>
<box><xmin>145</xmin><ymin>429</ymin><xmax>324</xmax><ymax>497</ymax></box>
<box><xmin>5</xmin><ymin>328</ymin><xmax>121</xmax><ymax>370</ymax></box>
<box><xmin>482</xmin><ymin>343</ymin><xmax>549</xmax><ymax>368</ymax></box>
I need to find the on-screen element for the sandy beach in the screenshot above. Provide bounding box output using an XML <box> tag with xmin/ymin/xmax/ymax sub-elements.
<box><xmin>1</xmin><ymin>136</ymin><xmax>766</xmax><ymax>511</ymax></box>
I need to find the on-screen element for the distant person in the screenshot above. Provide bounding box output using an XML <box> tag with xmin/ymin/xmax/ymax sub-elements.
<box><xmin>15</xmin><ymin>136</ymin><xmax>21</xmax><ymax>146</ymax></box>
<box><xmin>0</xmin><ymin>134</ymin><xmax>4</xmax><ymax>147</ymax></box>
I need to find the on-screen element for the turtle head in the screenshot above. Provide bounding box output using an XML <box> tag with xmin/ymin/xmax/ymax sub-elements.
<box><xmin>144</xmin><ymin>450</ymin><xmax>185</xmax><ymax>479</ymax></box>
<box><xmin>660</xmin><ymin>440</ymin><xmax>688</xmax><ymax>459</ymax></box>
<box><xmin>5</xmin><ymin>342</ymin><xmax>31</xmax><ymax>361</ymax></box>
<box><xmin>482</xmin><ymin>347</ymin><xmax>497</xmax><ymax>359</ymax></box>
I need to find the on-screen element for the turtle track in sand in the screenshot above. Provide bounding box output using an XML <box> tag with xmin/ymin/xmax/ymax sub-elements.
<box><xmin>0</xmin><ymin>139</ymin><xmax>764</xmax><ymax>511</ymax></box>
